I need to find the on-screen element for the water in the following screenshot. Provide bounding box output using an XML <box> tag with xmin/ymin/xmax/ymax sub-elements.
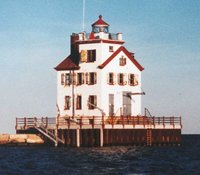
<box><xmin>0</xmin><ymin>135</ymin><xmax>199</xmax><ymax>175</ymax></box>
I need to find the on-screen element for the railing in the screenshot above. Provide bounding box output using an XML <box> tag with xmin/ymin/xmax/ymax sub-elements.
<box><xmin>75</xmin><ymin>32</ymin><xmax>122</xmax><ymax>41</ymax></box>
<box><xmin>16</xmin><ymin>116</ymin><xmax>182</xmax><ymax>130</ymax></box>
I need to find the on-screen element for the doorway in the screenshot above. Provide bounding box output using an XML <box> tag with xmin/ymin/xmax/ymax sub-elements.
<box><xmin>123</xmin><ymin>91</ymin><xmax>132</xmax><ymax>116</ymax></box>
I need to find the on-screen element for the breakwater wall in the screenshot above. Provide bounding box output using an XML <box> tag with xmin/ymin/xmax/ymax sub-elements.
<box><xmin>0</xmin><ymin>134</ymin><xmax>44</xmax><ymax>145</ymax></box>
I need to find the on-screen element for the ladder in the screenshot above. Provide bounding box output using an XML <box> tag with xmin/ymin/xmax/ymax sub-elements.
<box><xmin>146</xmin><ymin>129</ymin><xmax>152</xmax><ymax>146</ymax></box>
<box><xmin>34</xmin><ymin>123</ymin><xmax>64</xmax><ymax>147</ymax></box>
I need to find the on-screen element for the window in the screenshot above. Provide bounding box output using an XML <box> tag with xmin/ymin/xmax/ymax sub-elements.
<box><xmin>87</xmin><ymin>50</ymin><xmax>96</xmax><ymax>62</ymax></box>
<box><xmin>76</xmin><ymin>95</ymin><xmax>82</xmax><ymax>110</ymax></box>
<box><xmin>86</xmin><ymin>72</ymin><xmax>97</xmax><ymax>85</ymax></box>
<box><xmin>77</xmin><ymin>73</ymin><xmax>84</xmax><ymax>85</ymax></box>
<box><xmin>109</xmin><ymin>46</ymin><xmax>113</xmax><ymax>52</ymax></box>
<box><xmin>80</xmin><ymin>50</ymin><xmax>96</xmax><ymax>62</ymax></box>
<box><xmin>64</xmin><ymin>96</ymin><xmax>71</xmax><ymax>110</ymax></box>
<box><xmin>108</xmin><ymin>73</ymin><xmax>115</xmax><ymax>85</ymax></box>
<box><xmin>65</xmin><ymin>73</ymin><xmax>71</xmax><ymax>86</ymax></box>
<box><xmin>119</xmin><ymin>56</ymin><xmax>126</xmax><ymax>66</ymax></box>
<box><xmin>88</xmin><ymin>95</ymin><xmax>97</xmax><ymax>110</ymax></box>
<box><xmin>129</xmin><ymin>74</ymin><xmax>139</xmax><ymax>86</ymax></box>
<box><xmin>118</xmin><ymin>73</ymin><xmax>127</xmax><ymax>85</ymax></box>
<box><xmin>61</xmin><ymin>73</ymin><xmax>65</xmax><ymax>85</ymax></box>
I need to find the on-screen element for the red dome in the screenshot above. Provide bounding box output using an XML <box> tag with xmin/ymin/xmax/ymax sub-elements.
<box><xmin>92</xmin><ymin>15</ymin><xmax>109</xmax><ymax>26</ymax></box>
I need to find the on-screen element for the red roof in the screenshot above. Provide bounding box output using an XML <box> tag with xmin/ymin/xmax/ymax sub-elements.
<box><xmin>54</xmin><ymin>55</ymin><xmax>80</xmax><ymax>71</ymax></box>
<box><xmin>98</xmin><ymin>46</ymin><xmax>144</xmax><ymax>71</ymax></box>
<box><xmin>92</xmin><ymin>15</ymin><xmax>109</xmax><ymax>26</ymax></box>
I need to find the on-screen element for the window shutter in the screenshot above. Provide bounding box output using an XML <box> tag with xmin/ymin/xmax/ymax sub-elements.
<box><xmin>69</xmin><ymin>96</ymin><xmax>71</xmax><ymax>108</ymax></box>
<box><xmin>88</xmin><ymin>73</ymin><xmax>91</xmax><ymax>85</ymax></box>
<box><xmin>124</xmin><ymin>58</ymin><xmax>126</xmax><ymax>65</ymax></box>
<box><xmin>134</xmin><ymin>74</ymin><xmax>139</xmax><ymax>86</ymax></box>
<box><xmin>88</xmin><ymin>96</ymin><xmax>91</xmax><ymax>109</ymax></box>
<box><xmin>94</xmin><ymin>72</ymin><xmax>97</xmax><ymax>84</ymax></box>
<box><xmin>61</xmin><ymin>73</ymin><xmax>65</xmax><ymax>85</ymax></box>
<box><xmin>64</xmin><ymin>74</ymin><xmax>67</xmax><ymax>86</ymax></box>
<box><xmin>85</xmin><ymin>73</ymin><xmax>89</xmax><ymax>84</ymax></box>
<box><xmin>124</xmin><ymin>73</ymin><xmax>127</xmax><ymax>85</ymax></box>
<box><xmin>118</xmin><ymin>73</ymin><xmax>120</xmax><ymax>85</ymax></box>
<box><xmin>76</xmin><ymin>96</ymin><xmax>78</xmax><ymax>109</ymax></box>
<box><xmin>93</xmin><ymin>50</ymin><xmax>96</xmax><ymax>62</ymax></box>
<box><xmin>81</xmin><ymin>73</ymin><xmax>84</xmax><ymax>84</ymax></box>
<box><xmin>113</xmin><ymin>73</ymin><xmax>116</xmax><ymax>85</ymax></box>
<box><xmin>128</xmin><ymin>74</ymin><xmax>130</xmax><ymax>85</ymax></box>
<box><xmin>80</xmin><ymin>50</ymin><xmax>87</xmax><ymax>62</ymax></box>
<box><xmin>73</xmin><ymin>73</ymin><xmax>77</xmax><ymax>85</ymax></box>
<box><xmin>94</xmin><ymin>96</ymin><xmax>97</xmax><ymax>107</ymax></box>
<box><xmin>107</xmin><ymin>73</ymin><xmax>110</xmax><ymax>84</ymax></box>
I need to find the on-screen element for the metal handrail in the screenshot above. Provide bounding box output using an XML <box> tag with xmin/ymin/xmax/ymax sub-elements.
<box><xmin>16</xmin><ymin>116</ymin><xmax>182</xmax><ymax>129</ymax></box>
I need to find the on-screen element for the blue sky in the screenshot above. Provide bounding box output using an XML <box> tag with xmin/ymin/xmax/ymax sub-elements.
<box><xmin>0</xmin><ymin>0</ymin><xmax>200</xmax><ymax>134</ymax></box>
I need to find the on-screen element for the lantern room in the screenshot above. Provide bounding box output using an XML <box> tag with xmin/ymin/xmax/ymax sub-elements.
<box><xmin>92</xmin><ymin>15</ymin><xmax>109</xmax><ymax>33</ymax></box>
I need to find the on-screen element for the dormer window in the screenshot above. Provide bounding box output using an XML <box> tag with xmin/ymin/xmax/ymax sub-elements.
<box><xmin>119</xmin><ymin>56</ymin><xmax>126</xmax><ymax>66</ymax></box>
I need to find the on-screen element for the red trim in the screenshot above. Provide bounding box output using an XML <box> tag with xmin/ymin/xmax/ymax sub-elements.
<box><xmin>98</xmin><ymin>46</ymin><xmax>144</xmax><ymax>71</ymax></box>
<box><xmin>54</xmin><ymin>55</ymin><xmax>80</xmax><ymax>71</ymax></box>
<box><xmin>92</xmin><ymin>15</ymin><xmax>109</xmax><ymax>26</ymax></box>
<box><xmin>102</xmin><ymin>40</ymin><xmax>124</xmax><ymax>44</ymax></box>
<box><xmin>76</xmin><ymin>39</ymin><xmax>124</xmax><ymax>45</ymax></box>
<box><xmin>89</xmin><ymin>32</ymin><xmax>95</xmax><ymax>39</ymax></box>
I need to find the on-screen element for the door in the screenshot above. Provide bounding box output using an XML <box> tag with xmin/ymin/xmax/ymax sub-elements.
<box><xmin>109</xmin><ymin>94</ymin><xmax>114</xmax><ymax>116</ymax></box>
<box><xmin>123</xmin><ymin>91</ymin><xmax>132</xmax><ymax>116</ymax></box>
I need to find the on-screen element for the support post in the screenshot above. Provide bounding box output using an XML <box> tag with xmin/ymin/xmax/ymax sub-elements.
<box><xmin>15</xmin><ymin>118</ymin><xmax>18</xmax><ymax>131</ymax></box>
<box><xmin>102</xmin><ymin>115</ymin><xmax>104</xmax><ymax>128</ymax></box>
<box><xmin>46</xmin><ymin>117</ymin><xmax>48</xmax><ymax>128</ymax></box>
<box><xmin>24</xmin><ymin>117</ymin><xmax>26</xmax><ymax>129</ymax></box>
<box><xmin>34</xmin><ymin>117</ymin><xmax>37</xmax><ymax>127</ymax></box>
<box><xmin>55</xmin><ymin>128</ymin><xmax>58</xmax><ymax>147</ymax></box>
<box><xmin>100</xmin><ymin>128</ymin><xmax>104</xmax><ymax>147</ymax></box>
<box><xmin>76</xmin><ymin>129</ymin><xmax>80</xmax><ymax>147</ymax></box>
<box><xmin>180</xmin><ymin>116</ymin><xmax>182</xmax><ymax>128</ymax></box>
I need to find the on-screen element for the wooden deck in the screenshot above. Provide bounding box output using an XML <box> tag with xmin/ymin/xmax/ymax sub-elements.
<box><xmin>15</xmin><ymin>116</ymin><xmax>182</xmax><ymax>147</ymax></box>
<box><xmin>16</xmin><ymin>116</ymin><xmax>182</xmax><ymax>130</ymax></box>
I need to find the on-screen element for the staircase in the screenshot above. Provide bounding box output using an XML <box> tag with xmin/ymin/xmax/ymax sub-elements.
<box><xmin>146</xmin><ymin>129</ymin><xmax>152</xmax><ymax>146</ymax></box>
<box><xmin>34</xmin><ymin>123</ymin><xmax>64</xmax><ymax>146</ymax></box>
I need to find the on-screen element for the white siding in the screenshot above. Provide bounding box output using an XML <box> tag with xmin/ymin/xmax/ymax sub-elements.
<box><xmin>57</xmin><ymin>42</ymin><xmax>142</xmax><ymax>117</ymax></box>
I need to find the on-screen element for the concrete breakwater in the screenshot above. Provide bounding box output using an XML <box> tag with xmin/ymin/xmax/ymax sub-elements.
<box><xmin>0</xmin><ymin>134</ymin><xmax>44</xmax><ymax>145</ymax></box>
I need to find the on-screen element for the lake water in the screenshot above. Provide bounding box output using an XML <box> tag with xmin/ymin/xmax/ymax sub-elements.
<box><xmin>0</xmin><ymin>135</ymin><xmax>199</xmax><ymax>175</ymax></box>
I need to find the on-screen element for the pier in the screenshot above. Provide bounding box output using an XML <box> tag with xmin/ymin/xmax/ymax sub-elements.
<box><xmin>16</xmin><ymin>116</ymin><xmax>182</xmax><ymax>147</ymax></box>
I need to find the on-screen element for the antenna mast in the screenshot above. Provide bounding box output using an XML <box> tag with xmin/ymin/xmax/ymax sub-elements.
<box><xmin>82</xmin><ymin>0</ymin><xmax>85</xmax><ymax>31</ymax></box>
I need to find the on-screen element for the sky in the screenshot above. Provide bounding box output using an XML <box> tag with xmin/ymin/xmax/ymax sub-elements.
<box><xmin>0</xmin><ymin>0</ymin><xmax>200</xmax><ymax>134</ymax></box>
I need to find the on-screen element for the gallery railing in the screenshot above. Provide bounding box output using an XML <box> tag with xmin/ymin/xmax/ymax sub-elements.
<box><xmin>16</xmin><ymin>116</ymin><xmax>182</xmax><ymax>130</ymax></box>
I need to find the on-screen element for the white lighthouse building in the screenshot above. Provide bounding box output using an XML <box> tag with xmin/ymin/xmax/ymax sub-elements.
<box><xmin>16</xmin><ymin>15</ymin><xmax>182</xmax><ymax>147</ymax></box>
<box><xmin>55</xmin><ymin>15</ymin><xmax>144</xmax><ymax>118</ymax></box>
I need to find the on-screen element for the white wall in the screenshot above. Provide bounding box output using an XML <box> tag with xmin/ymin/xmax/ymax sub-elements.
<box><xmin>57</xmin><ymin>42</ymin><xmax>142</xmax><ymax>117</ymax></box>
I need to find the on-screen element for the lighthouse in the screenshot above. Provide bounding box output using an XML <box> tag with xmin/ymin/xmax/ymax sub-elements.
<box><xmin>55</xmin><ymin>15</ymin><xmax>144</xmax><ymax>118</ymax></box>
<box><xmin>16</xmin><ymin>15</ymin><xmax>182</xmax><ymax>147</ymax></box>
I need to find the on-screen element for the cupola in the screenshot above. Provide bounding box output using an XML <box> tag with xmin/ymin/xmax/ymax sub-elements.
<box><xmin>92</xmin><ymin>15</ymin><xmax>109</xmax><ymax>33</ymax></box>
